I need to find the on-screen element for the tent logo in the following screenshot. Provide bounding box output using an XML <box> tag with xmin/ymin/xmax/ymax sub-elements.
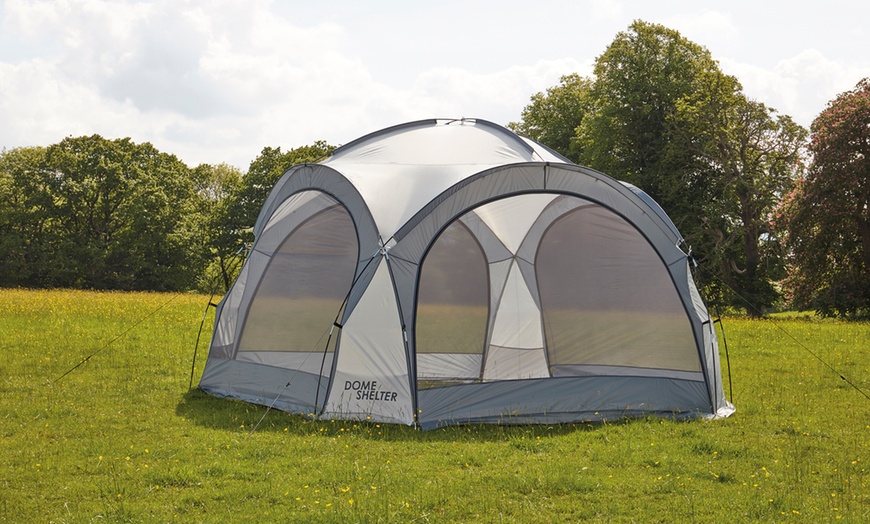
<box><xmin>344</xmin><ymin>380</ymin><xmax>398</xmax><ymax>402</ymax></box>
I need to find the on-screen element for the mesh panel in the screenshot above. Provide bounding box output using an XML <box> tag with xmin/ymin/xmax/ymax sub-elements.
<box><xmin>536</xmin><ymin>204</ymin><xmax>700</xmax><ymax>372</ymax></box>
<box><xmin>416</xmin><ymin>221</ymin><xmax>488</xmax><ymax>385</ymax></box>
<box><xmin>238</xmin><ymin>196</ymin><xmax>357</xmax><ymax>360</ymax></box>
<box><xmin>414</xmin><ymin>193</ymin><xmax>700</xmax><ymax>393</ymax></box>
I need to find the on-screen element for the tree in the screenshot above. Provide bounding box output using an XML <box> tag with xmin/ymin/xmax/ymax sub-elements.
<box><xmin>675</xmin><ymin>72</ymin><xmax>807</xmax><ymax>315</ymax></box>
<box><xmin>46</xmin><ymin>136</ymin><xmax>203</xmax><ymax>290</ymax></box>
<box><xmin>191</xmin><ymin>162</ymin><xmax>242</xmax><ymax>203</ymax></box>
<box><xmin>0</xmin><ymin>136</ymin><xmax>205</xmax><ymax>290</ymax></box>
<box><xmin>0</xmin><ymin>146</ymin><xmax>49</xmax><ymax>286</ymax></box>
<box><xmin>207</xmin><ymin>141</ymin><xmax>335</xmax><ymax>292</ymax></box>
<box><xmin>191</xmin><ymin>162</ymin><xmax>244</xmax><ymax>291</ymax></box>
<box><xmin>777</xmin><ymin>78</ymin><xmax>870</xmax><ymax>318</ymax></box>
<box><xmin>508</xmin><ymin>73</ymin><xmax>593</xmax><ymax>162</ymax></box>
<box><xmin>576</xmin><ymin>20</ymin><xmax>719</xmax><ymax>199</ymax></box>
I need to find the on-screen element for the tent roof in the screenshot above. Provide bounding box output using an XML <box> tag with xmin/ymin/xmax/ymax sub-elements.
<box><xmin>320</xmin><ymin>118</ymin><xmax>568</xmax><ymax>239</ymax></box>
<box><xmin>327</xmin><ymin>118</ymin><xmax>567</xmax><ymax>165</ymax></box>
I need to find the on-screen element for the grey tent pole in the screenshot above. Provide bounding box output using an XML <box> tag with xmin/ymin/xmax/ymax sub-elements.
<box><xmin>313</xmin><ymin>248</ymin><xmax>382</xmax><ymax>413</ymax></box>
<box><xmin>189</xmin><ymin>244</ymin><xmax>248</xmax><ymax>390</ymax></box>
<box><xmin>189</xmin><ymin>299</ymin><xmax>217</xmax><ymax>390</ymax></box>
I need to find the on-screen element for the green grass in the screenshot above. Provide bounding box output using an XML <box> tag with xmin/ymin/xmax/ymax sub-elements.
<box><xmin>1</xmin><ymin>288</ymin><xmax>868</xmax><ymax>522</ymax></box>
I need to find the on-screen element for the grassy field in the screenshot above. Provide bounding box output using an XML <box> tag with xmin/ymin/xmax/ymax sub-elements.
<box><xmin>1</xmin><ymin>289</ymin><xmax>868</xmax><ymax>523</ymax></box>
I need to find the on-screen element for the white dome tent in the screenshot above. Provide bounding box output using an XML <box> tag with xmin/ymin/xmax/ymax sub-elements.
<box><xmin>199</xmin><ymin>118</ymin><xmax>734</xmax><ymax>429</ymax></box>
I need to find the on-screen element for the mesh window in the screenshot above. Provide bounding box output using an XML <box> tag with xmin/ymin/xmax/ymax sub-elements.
<box><xmin>416</xmin><ymin>220</ymin><xmax>489</xmax><ymax>385</ymax></box>
<box><xmin>536</xmin><ymin>203</ymin><xmax>701</xmax><ymax>372</ymax></box>
<box><xmin>239</xmin><ymin>196</ymin><xmax>357</xmax><ymax>360</ymax></box>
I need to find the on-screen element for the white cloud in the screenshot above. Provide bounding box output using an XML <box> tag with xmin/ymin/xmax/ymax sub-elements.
<box><xmin>3</xmin><ymin>0</ymin><xmax>870</xmax><ymax>169</ymax></box>
<box><xmin>411</xmin><ymin>58</ymin><xmax>589</xmax><ymax>125</ymax></box>
<box><xmin>721</xmin><ymin>50</ymin><xmax>870</xmax><ymax>127</ymax></box>
<box><xmin>0</xmin><ymin>58</ymin><xmax>125</xmax><ymax>142</ymax></box>
<box><xmin>588</xmin><ymin>0</ymin><xmax>624</xmax><ymax>20</ymax></box>
<box><xmin>3</xmin><ymin>0</ymin><xmax>67</xmax><ymax>36</ymax></box>
<box><xmin>665</xmin><ymin>10</ymin><xmax>738</xmax><ymax>44</ymax></box>
<box><xmin>0</xmin><ymin>0</ymin><xmax>391</xmax><ymax>166</ymax></box>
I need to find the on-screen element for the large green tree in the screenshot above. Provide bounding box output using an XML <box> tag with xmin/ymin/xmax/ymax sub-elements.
<box><xmin>675</xmin><ymin>72</ymin><xmax>807</xmax><ymax>314</ymax></box>
<box><xmin>513</xmin><ymin>20</ymin><xmax>809</xmax><ymax>314</ymax></box>
<box><xmin>576</xmin><ymin>20</ymin><xmax>719</xmax><ymax>198</ymax></box>
<box><xmin>508</xmin><ymin>73</ymin><xmax>592</xmax><ymax>162</ymax></box>
<box><xmin>777</xmin><ymin>78</ymin><xmax>870</xmax><ymax>318</ymax></box>
<box><xmin>0</xmin><ymin>146</ymin><xmax>49</xmax><ymax>287</ymax></box>
<box><xmin>0</xmin><ymin>136</ymin><xmax>204</xmax><ymax>290</ymax></box>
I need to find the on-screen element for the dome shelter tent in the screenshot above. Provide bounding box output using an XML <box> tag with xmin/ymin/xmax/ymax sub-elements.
<box><xmin>199</xmin><ymin>118</ymin><xmax>734</xmax><ymax>429</ymax></box>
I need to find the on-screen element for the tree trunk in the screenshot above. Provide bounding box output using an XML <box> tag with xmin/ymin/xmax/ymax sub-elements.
<box><xmin>743</xmin><ymin>223</ymin><xmax>762</xmax><ymax>317</ymax></box>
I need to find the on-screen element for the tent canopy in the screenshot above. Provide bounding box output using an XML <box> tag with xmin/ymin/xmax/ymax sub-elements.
<box><xmin>200</xmin><ymin>118</ymin><xmax>734</xmax><ymax>429</ymax></box>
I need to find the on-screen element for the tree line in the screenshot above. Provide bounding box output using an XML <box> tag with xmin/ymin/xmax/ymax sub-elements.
<box><xmin>1</xmin><ymin>20</ymin><xmax>867</xmax><ymax>318</ymax></box>
<box><xmin>0</xmin><ymin>136</ymin><xmax>333</xmax><ymax>292</ymax></box>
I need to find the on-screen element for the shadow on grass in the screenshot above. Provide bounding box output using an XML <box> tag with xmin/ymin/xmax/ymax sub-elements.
<box><xmin>176</xmin><ymin>387</ymin><xmax>644</xmax><ymax>443</ymax></box>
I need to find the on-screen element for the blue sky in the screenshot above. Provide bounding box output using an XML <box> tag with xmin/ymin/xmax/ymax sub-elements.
<box><xmin>1</xmin><ymin>0</ymin><xmax>868</xmax><ymax>169</ymax></box>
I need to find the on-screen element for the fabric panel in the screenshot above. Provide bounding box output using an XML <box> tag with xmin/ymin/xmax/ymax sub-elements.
<box><xmin>324</xmin><ymin>260</ymin><xmax>414</xmax><ymax>424</ymax></box>
<box><xmin>472</xmin><ymin>194</ymin><xmax>557</xmax><ymax>253</ymax></box>
<box><xmin>418</xmin><ymin>376</ymin><xmax>711</xmax><ymax>429</ymax></box>
<box><xmin>482</xmin><ymin>345</ymin><xmax>549</xmax><ymax>381</ymax></box>
<box><xmin>489</xmin><ymin>260</ymin><xmax>543</xmax><ymax>350</ymax></box>
<box><xmin>391</xmin><ymin>164</ymin><xmax>545</xmax><ymax>260</ymax></box>
<box><xmin>417</xmin><ymin>353</ymin><xmax>482</xmax><ymax>380</ymax></box>
<box><xmin>238</xmin><ymin>202</ymin><xmax>357</xmax><ymax>353</ymax></box>
<box><xmin>325</xmin><ymin>120</ymin><xmax>542</xmax><ymax>239</ymax></box>
<box><xmin>200</xmin><ymin>359</ymin><xmax>328</xmax><ymax>414</ymax></box>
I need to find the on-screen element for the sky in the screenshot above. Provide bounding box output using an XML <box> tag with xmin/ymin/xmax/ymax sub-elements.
<box><xmin>1</xmin><ymin>0</ymin><xmax>869</xmax><ymax>170</ymax></box>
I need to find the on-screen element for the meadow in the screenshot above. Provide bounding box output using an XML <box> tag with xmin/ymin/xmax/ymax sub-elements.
<box><xmin>1</xmin><ymin>288</ymin><xmax>868</xmax><ymax>523</ymax></box>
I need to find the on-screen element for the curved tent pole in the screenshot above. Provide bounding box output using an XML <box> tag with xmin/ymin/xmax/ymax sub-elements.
<box><xmin>380</xmin><ymin>240</ymin><xmax>418</xmax><ymax>426</ymax></box>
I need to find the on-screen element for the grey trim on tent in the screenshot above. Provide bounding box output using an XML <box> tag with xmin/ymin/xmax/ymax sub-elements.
<box><xmin>199</xmin><ymin>360</ymin><xmax>327</xmax><ymax>417</ymax></box>
<box><xmin>416</xmin><ymin>375</ymin><xmax>711</xmax><ymax>430</ymax></box>
<box><xmin>620</xmin><ymin>181</ymin><xmax>684</xmax><ymax>243</ymax></box>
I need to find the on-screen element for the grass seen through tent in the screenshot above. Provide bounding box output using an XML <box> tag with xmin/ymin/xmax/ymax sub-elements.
<box><xmin>1</xmin><ymin>289</ymin><xmax>868</xmax><ymax>522</ymax></box>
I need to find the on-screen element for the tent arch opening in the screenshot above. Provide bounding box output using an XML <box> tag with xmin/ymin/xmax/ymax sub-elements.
<box><xmin>412</xmin><ymin>191</ymin><xmax>702</xmax><ymax>391</ymax></box>
<box><xmin>235</xmin><ymin>190</ymin><xmax>359</xmax><ymax>411</ymax></box>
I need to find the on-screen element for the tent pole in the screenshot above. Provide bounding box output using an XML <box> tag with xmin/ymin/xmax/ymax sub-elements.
<box><xmin>189</xmin><ymin>245</ymin><xmax>247</xmax><ymax>390</ymax></box>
